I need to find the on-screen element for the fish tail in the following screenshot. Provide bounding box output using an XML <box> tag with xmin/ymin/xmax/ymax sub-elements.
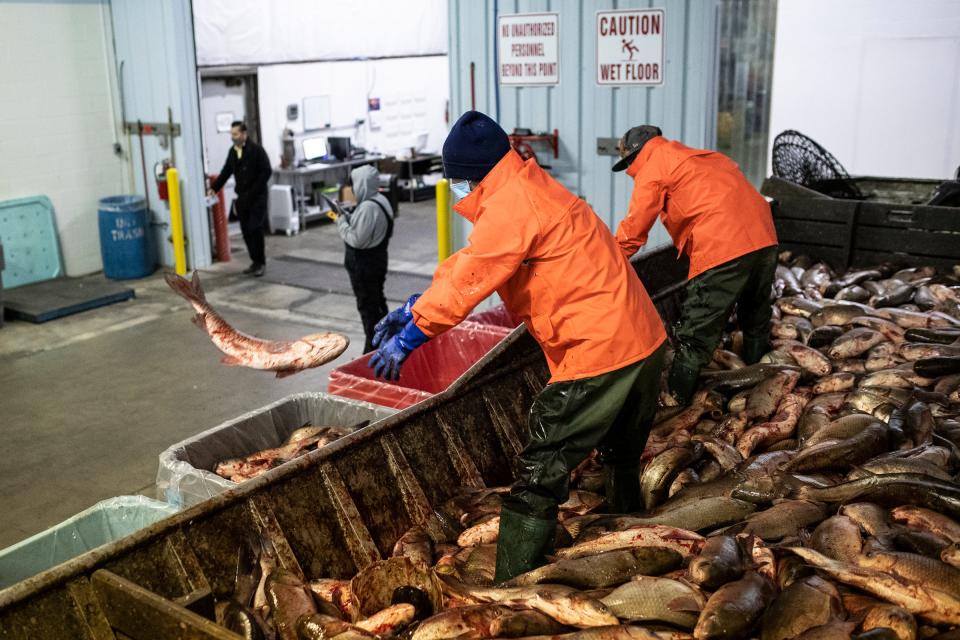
<box><xmin>164</xmin><ymin>271</ymin><xmax>208</xmax><ymax>306</ymax></box>
<box><xmin>848</xmin><ymin>464</ymin><xmax>872</xmax><ymax>478</ymax></box>
<box><xmin>782</xmin><ymin>473</ymin><xmax>812</xmax><ymax>497</ymax></box>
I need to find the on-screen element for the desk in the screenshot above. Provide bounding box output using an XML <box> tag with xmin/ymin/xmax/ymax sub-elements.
<box><xmin>386</xmin><ymin>154</ymin><xmax>442</xmax><ymax>202</ymax></box>
<box><xmin>273</xmin><ymin>154</ymin><xmax>394</xmax><ymax>227</ymax></box>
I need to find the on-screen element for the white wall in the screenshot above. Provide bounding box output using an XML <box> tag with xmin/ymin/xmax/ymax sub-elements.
<box><xmin>0</xmin><ymin>0</ymin><xmax>128</xmax><ymax>276</ymax></box>
<box><xmin>194</xmin><ymin>0</ymin><xmax>448</xmax><ymax>65</ymax></box>
<box><xmin>257</xmin><ymin>56</ymin><xmax>450</xmax><ymax>166</ymax></box>
<box><xmin>770</xmin><ymin>0</ymin><xmax>960</xmax><ymax>180</ymax></box>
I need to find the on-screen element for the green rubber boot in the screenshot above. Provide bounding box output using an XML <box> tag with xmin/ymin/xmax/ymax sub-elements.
<box><xmin>741</xmin><ymin>336</ymin><xmax>770</xmax><ymax>365</ymax></box>
<box><xmin>494</xmin><ymin>506</ymin><xmax>557</xmax><ymax>584</ymax></box>
<box><xmin>667</xmin><ymin>361</ymin><xmax>700</xmax><ymax>406</ymax></box>
<box><xmin>604</xmin><ymin>465</ymin><xmax>642</xmax><ymax>514</ymax></box>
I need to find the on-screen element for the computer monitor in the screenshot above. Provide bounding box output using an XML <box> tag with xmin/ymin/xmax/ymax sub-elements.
<box><xmin>328</xmin><ymin>136</ymin><xmax>352</xmax><ymax>160</ymax></box>
<box><xmin>302</xmin><ymin>136</ymin><xmax>327</xmax><ymax>162</ymax></box>
<box><xmin>413</xmin><ymin>131</ymin><xmax>429</xmax><ymax>153</ymax></box>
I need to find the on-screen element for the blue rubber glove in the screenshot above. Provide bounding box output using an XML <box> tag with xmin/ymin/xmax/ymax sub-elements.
<box><xmin>372</xmin><ymin>293</ymin><xmax>422</xmax><ymax>349</ymax></box>
<box><xmin>369</xmin><ymin>320</ymin><xmax>430</xmax><ymax>381</ymax></box>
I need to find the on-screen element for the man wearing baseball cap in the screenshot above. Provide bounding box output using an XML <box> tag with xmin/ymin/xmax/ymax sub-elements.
<box><xmin>370</xmin><ymin>111</ymin><xmax>668</xmax><ymax>582</ymax></box>
<box><xmin>613</xmin><ymin>125</ymin><xmax>779</xmax><ymax>405</ymax></box>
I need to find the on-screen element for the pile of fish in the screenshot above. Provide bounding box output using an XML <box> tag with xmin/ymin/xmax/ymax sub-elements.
<box><xmin>211</xmin><ymin>255</ymin><xmax>960</xmax><ymax>640</ymax></box>
<box><xmin>215</xmin><ymin>424</ymin><xmax>355</xmax><ymax>483</ymax></box>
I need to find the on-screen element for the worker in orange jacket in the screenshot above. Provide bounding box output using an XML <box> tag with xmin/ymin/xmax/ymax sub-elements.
<box><xmin>612</xmin><ymin>125</ymin><xmax>779</xmax><ymax>404</ymax></box>
<box><xmin>370</xmin><ymin>112</ymin><xmax>667</xmax><ymax>582</ymax></box>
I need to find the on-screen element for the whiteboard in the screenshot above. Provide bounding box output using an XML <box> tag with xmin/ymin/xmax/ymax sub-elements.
<box><xmin>303</xmin><ymin>95</ymin><xmax>332</xmax><ymax>131</ymax></box>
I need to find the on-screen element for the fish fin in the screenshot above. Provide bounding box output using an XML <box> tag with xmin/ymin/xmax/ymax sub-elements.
<box><xmin>781</xmin><ymin>474</ymin><xmax>813</xmax><ymax>496</ymax></box>
<box><xmin>221</xmin><ymin>355</ymin><xmax>242</xmax><ymax>366</ymax></box>
<box><xmin>164</xmin><ymin>270</ymin><xmax>207</xmax><ymax>304</ymax></box>
<box><xmin>190</xmin><ymin>313</ymin><xmax>207</xmax><ymax>329</ymax></box>
<box><xmin>667</xmin><ymin>596</ymin><xmax>702</xmax><ymax>613</ymax></box>
<box><xmin>163</xmin><ymin>271</ymin><xmax>193</xmax><ymax>301</ymax></box>
<box><xmin>675</xmin><ymin>576</ymin><xmax>703</xmax><ymax>592</ymax></box>
<box><xmin>188</xmin><ymin>271</ymin><xmax>208</xmax><ymax>304</ymax></box>
<box><xmin>734</xmin><ymin>534</ymin><xmax>755</xmax><ymax>558</ymax></box>
<box><xmin>932</xmin><ymin>433</ymin><xmax>960</xmax><ymax>462</ymax></box>
<box><xmin>850</xmin><ymin>464</ymin><xmax>878</xmax><ymax>478</ymax></box>
<box><xmin>713</xmin><ymin>521</ymin><xmax>748</xmax><ymax>536</ymax></box>
<box><xmin>275</xmin><ymin>369</ymin><xmax>300</xmax><ymax>379</ymax></box>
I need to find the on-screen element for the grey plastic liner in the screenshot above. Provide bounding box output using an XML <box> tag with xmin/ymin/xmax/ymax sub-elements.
<box><xmin>0</xmin><ymin>496</ymin><xmax>177</xmax><ymax>589</ymax></box>
<box><xmin>156</xmin><ymin>392</ymin><xmax>396</xmax><ymax>508</ymax></box>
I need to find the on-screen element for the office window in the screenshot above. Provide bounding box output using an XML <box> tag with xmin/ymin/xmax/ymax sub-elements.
<box><xmin>716</xmin><ymin>0</ymin><xmax>778</xmax><ymax>187</ymax></box>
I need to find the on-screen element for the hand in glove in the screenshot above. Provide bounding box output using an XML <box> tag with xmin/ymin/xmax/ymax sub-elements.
<box><xmin>369</xmin><ymin>320</ymin><xmax>430</xmax><ymax>380</ymax></box>
<box><xmin>372</xmin><ymin>293</ymin><xmax>421</xmax><ymax>348</ymax></box>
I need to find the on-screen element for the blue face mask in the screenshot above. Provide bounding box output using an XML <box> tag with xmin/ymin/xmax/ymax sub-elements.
<box><xmin>451</xmin><ymin>181</ymin><xmax>472</xmax><ymax>201</ymax></box>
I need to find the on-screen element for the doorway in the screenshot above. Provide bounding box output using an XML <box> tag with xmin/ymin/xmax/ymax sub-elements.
<box><xmin>199</xmin><ymin>69</ymin><xmax>261</xmax><ymax>225</ymax></box>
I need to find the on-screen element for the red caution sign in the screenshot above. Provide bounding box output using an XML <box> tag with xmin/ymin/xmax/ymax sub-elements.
<box><xmin>596</xmin><ymin>9</ymin><xmax>664</xmax><ymax>86</ymax></box>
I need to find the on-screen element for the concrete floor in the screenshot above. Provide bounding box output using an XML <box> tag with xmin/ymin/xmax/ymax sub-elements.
<box><xmin>0</xmin><ymin>200</ymin><xmax>440</xmax><ymax>549</ymax></box>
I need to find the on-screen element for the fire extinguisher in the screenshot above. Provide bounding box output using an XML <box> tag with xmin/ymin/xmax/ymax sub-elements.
<box><xmin>155</xmin><ymin>159</ymin><xmax>172</xmax><ymax>200</ymax></box>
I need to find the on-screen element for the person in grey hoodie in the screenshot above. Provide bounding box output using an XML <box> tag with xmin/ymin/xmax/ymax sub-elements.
<box><xmin>337</xmin><ymin>164</ymin><xmax>395</xmax><ymax>353</ymax></box>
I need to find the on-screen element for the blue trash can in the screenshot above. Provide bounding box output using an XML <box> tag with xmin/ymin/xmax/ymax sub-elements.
<box><xmin>98</xmin><ymin>195</ymin><xmax>155</xmax><ymax>279</ymax></box>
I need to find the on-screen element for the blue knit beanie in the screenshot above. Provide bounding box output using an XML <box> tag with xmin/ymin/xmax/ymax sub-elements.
<box><xmin>442</xmin><ymin>111</ymin><xmax>511</xmax><ymax>182</ymax></box>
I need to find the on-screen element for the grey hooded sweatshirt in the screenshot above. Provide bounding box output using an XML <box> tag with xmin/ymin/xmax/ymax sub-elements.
<box><xmin>336</xmin><ymin>164</ymin><xmax>394</xmax><ymax>249</ymax></box>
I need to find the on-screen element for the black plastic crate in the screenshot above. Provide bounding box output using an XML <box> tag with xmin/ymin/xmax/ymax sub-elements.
<box><xmin>763</xmin><ymin>176</ymin><xmax>960</xmax><ymax>270</ymax></box>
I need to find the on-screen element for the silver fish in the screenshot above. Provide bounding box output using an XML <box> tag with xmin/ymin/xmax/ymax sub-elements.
<box><xmin>166</xmin><ymin>272</ymin><xmax>349</xmax><ymax>377</ymax></box>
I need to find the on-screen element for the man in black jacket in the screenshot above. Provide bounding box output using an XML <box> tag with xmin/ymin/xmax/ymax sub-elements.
<box><xmin>208</xmin><ymin>121</ymin><xmax>273</xmax><ymax>276</ymax></box>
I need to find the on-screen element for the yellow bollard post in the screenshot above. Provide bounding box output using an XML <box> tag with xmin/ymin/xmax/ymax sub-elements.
<box><xmin>166</xmin><ymin>167</ymin><xmax>188</xmax><ymax>276</ymax></box>
<box><xmin>436</xmin><ymin>178</ymin><xmax>451</xmax><ymax>264</ymax></box>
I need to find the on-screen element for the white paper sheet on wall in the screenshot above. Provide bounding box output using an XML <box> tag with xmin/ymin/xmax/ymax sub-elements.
<box><xmin>377</xmin><ymin>95</ymin><xmax>431</xmax><ymax>154</ymax></box>
<box><xmin>303</xmin><ymin>96</ymin><xmax>332</xmax><ymax>131</ymax></box>
<box><xmin>215</xmin><ymin>112</ymin><xmax>234</xmax><ymax>132</ymax></box>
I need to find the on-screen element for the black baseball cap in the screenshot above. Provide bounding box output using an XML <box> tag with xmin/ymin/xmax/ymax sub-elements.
<box><xmin>611</xmin><ymin>125</ymin><xmax>663</xmax><ymax>172</ymax></box>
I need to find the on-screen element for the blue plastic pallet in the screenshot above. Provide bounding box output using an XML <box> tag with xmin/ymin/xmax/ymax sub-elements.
<box><xmin>0</xmin><ymin>195</ymin><xmax>63</xmax><ymax>288</ymax></box>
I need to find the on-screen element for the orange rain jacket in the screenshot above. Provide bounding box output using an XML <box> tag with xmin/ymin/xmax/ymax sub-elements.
<box><xmin>617</xmin><ymin>136</ymin><xmax>777</xmax><ymax>280</ymax></box>
<box><xmin>412</xmin><ymin>150</ymin><xmax>666</xmax><ymax>383</ymax></box>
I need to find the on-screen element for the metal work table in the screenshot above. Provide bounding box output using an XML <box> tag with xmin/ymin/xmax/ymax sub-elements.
<box><xmin>272</xmin><ymin>154</ymin><xmax>394</xmax><ymax>227</ymax></box>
